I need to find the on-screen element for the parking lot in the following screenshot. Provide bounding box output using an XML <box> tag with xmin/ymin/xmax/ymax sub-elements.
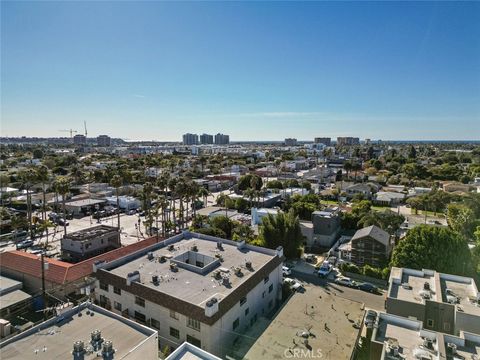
<box><xmin>1</xmin><ymin>211</ymin><xmax>151</xmax><ymax>256</ymax></box>
<box><xmin>236</xmin><ymin>283</ymin><xmax>365</xmax><ymax>360</ymax></box>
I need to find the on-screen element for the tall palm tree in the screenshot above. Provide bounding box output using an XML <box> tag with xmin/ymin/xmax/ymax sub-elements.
<box><xmin>110</xmin><ymin>174</ymin><xmax>123</xmax><ymax>229</ymax></box>
<box><xmin>175</xmin><ymin>178</ymin><xmax>187</xmax><ymax>229</ymax></box>
<box><xmin>19</xmin><ymin>168</ymin><xmax>37</xmax><ymax>239</ymax></box>
<box><xmin>188</xmin><ymin>181</ymin><xmax>200</xmax><ymax>220</ymax></box>
<box><xmin>198</xmin><ymin>186</ymin><xmax>210</xmax><ymax>208</ymax></box>
<box><xmin>54</xmin><ymin>176</ymin><xmax>70</xmax><ymax>237</ymax></box>
<box><xmin>141</xmin><ymin>182</ymin><xmax>154</xmax><ymax>233</ymax></box>
<box><xmin>36</xmin><ymin>165</ymin><xmax>50</xmax><ymax>222</ymax></box>
<box><xmin>157</xmin><ymin>195</ymin><xmax>169</xmax><ymax>237</ymax></box>
<box><xmin>168</xmin><ymin>178</ymin><xmax>178</xmax><ymax>231</ymax></box>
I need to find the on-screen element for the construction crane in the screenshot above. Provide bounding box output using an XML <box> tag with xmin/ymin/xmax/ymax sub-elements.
<box><xmin>59</xmin><ymin>129</ymin><xmax>78</xmax><ymax>138</ymax></box>
<box><xmin>84</xmin><ymin>121</ymin><xmax>88</xmax><ymax>138</ymax></box>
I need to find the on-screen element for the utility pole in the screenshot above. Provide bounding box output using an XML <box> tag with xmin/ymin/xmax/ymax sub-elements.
<box><xmin>41</xmin><ymin>252</ymin><xmax>47</xmax><ymax>320</ymax></box>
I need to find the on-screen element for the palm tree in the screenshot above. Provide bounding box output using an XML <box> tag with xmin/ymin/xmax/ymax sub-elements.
<box><xmin>18</xmin><ymin>168</ymin><xmax>37</xmax><ymax>239</ymax></box>
<box><xmin>168</xmin><ymin>178</ymin><xmax>178</xmax><ymax>231</ymax></box>
<box><xmin>175</xmin><ymin>178</ymin><xmax>187</xmax><ymax>229</ymax></box>
<box><xmin>141</xmin><ymin>182</ymin><xmax>153</xmax><ymax>233</ymax></box>
<box><xmin>157</xmin><ymin>195</ymin><xmax>169</xmax><ymax>237</ymax></box>
<box><xmin>344</xmin><ymin>161</ymin><xmax>353</xmax><ymax>180</ymax></box>
<box><xmin>37</xmin><ymin>220</ymin><xmax>55</xmax><ymax>248</ymax></box>
<box><xmin>110</xmin><ymin>174</ymin><xmax>123</xmax><ymax>229</ymax></box>
<box><xmin>198</xmin><ymin>187</ymin><xmax>210</xmax><ymax>208</ymax></box>
<box><xmin>54</xmin><ymin>176</ymin><xmax>70</xmax><ymax>237</ymax></box>
<box><xmin>36</xmin><ymin>165</ymin><xmax>50</xmax><ymax>222</ymax></box>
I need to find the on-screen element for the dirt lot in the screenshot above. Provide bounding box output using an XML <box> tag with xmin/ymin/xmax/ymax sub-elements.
<box><xmin>235</xmin><ymin>283</ymin><xmax>364</xmax><ymax>360</ymax></box>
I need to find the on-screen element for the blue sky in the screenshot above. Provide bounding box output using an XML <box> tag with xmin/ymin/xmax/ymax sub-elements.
<box><xmin>1</xmin><ymin>1</ymin><xmax>479</xmax><ymax>141</ymax></box>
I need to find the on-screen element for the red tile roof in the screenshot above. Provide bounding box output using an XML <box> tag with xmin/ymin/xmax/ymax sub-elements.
<box><xmin>0</xmin><ymin>236</ymin><xmax>160</xmax><ymax>285</ymax></box>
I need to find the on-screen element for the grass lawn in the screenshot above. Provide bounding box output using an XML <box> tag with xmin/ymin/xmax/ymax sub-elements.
<box><xmin>412</xmin><ymin>209</ymin><xmax>445</xmax><ymax>217</ymax></box>
<box><xmin>321</xmin><ymin>200</ymin><xmax>340</xmax><ymax>206</ymax></box>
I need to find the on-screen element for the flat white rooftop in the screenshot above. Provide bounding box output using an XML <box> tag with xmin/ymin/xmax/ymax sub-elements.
<box><xmin>0</xmin><ymin>303</ymin><xmax>157</xmax><ymax>360</ymax></box>
<box><xmin>105</xmin><ymin>232</ymin><xmax>282</xmax><ymax>306</ymax></box>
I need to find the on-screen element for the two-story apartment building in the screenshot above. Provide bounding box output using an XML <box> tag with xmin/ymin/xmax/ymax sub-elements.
<box><xmin>93</xmin><ymin>231</ymin><xmax>285</xmax><ymax>358</ymax></box>
<box><xmin>350</xmin><ymin>225</ymin><xmax>392</xmax><ymax>267</ymax></box>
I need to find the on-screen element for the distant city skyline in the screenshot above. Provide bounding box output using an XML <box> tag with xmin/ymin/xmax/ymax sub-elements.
<box><xmin>1</xmin><ymin>2</ymin><xmax>479</xmax><ymax>141</ymax></box>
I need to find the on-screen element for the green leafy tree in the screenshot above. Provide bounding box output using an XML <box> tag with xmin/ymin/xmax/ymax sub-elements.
<box><xmin>238</xmin><ymin>174</ymin><xmax>263</xmax><ymax>191</ymax></box>
<box><xmin>260</xmin><ymin>209</ymin><xmax>303</xmax><ymax>258</ymax></box>
<box><xmin>447</xmin><ymin>204</ymin><xmax>476</xmax><ymax>239</ymax></box>
<box><xmin>391</xmin><ymin>225</ymin><xmax>474</xmax><ymax>276</ymax></box>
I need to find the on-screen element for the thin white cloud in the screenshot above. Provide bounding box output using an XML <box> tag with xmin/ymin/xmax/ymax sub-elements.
<box><xmin>235</xmin><ymin>111</ymin><xmax>325</xmax><ymax>118</ymax></box>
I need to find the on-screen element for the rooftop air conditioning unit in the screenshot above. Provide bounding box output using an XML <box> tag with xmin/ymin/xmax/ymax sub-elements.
<box><xmin>222</xmin><ymin>276</ymin><xmax>230</xmax><ymax>286</ymax></box>
<box><xmin>235</xmin><ymin>267</ymin><xmax>243</xmax><ymax>276</ymax></box>
<box><xmin>245</xmin><ymin>261</ymin><xmax>253</xmax><ymax>270</ymax></box>
<box><xmin>101</xmin><ymin>340</ymin><xmax>115</xmax><ymax>358</ymax></box>
<box><xmin>72</xmin><ymin>341</ymin><xmax>85</xmax><ymax>355</ymax></box>
<box><xmin>170</xmin><ymin>263</ymin><xmax>178</xmax><ymax>272</ymax></box>
<box><xmin>447</xmin><ymin>343</ymin><xmax>457</xmax><ymax>355</ymax></box>
<box><xmin>147</xmin><ymin>252</ymin><xmax>154</xmax><ymax>260</ymax></box>
<box><xmin>152</xmin><ymin>275</ymin><xmax>159</xmax><ymax>285</ymax></box>
<box><xmin>217</xmin><ymin>241</ymin><xmax>223</xmax><ymax>250</ymax></box>
<box><xmin>402</xmin><ymin>283</ymin><xmax>412</xmax><ymax>290</ymax></box>
<box><xmin>191</xmin><ymin>244</ymin><xmax>198</xmax><ymax>252</ymax></box>
<box><xmin>423</xmin><ymin>282</ymin><xmax>430</xmax><ymax>291</ymax></box>
<box><xmin>213</xmin><ymin>270</ymin><xmax>222</xmax><ymax>280</ymax></box>
<box><xmin>423</xmin><ymin>338</ymin><xmax>434</xmax><ymax>350</ymax></box>
<box><xmin>168</xmin><ymin>244</ymin><xmax>175</xmax><ymax>251</ymax></box>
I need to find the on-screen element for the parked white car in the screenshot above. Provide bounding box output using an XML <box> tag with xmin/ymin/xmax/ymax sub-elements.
<box><xmin>283</xmin><ymin>278</ymin><xmax>303</xmax><ymax>291</ymax></box>
<box><xmin>282</xmin><ymin>266</ymin><xmax>292</xmax><ymax>276</ymax></box>
<box><xmin>334</xmin><ymin>276</ymin><xmax>358</xmax><ymax>288</ymax></box>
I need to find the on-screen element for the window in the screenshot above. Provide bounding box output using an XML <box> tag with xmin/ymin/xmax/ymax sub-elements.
<box><xmin>187</xmin><ymin>317</ymin><xmax>201</xmax><ymax>331</ymax></box>
<box><xmin>268</xmin><ymin>284</ymin><xmax>274</xmax><ymax>293</ymax></box>
<box><xmin>150</xmin><ymin>318</ymin><xmax>160</xmax><ymax>330</ymax></box>
<box><xmin>113</xmin><ymin>301</ymin><xmax>122</xmax><ymax>311</ymax></box>
<box><xmin>245</xmin><ymin>307</ymin><xmax>249</xmax><ymax>316</ymax></box>
<box><xmin>186</xmin><ymin>335</ymin><xmax>201</xmax><ymax>348</ymax></box>
<box><xmin>264</xmin><ymin>276</ymin><xmax>269</xmax><ymax>284</ymax></box>
<box><xmin>170</xmin><ymin>327</ymin><xmax>180</xmax><ymax>339</ymax></box>
<box><xmin>113</xmin><ymin>286</ymin><xmax>121</xmax><ymax>295</ymax></box>
<box><xmin>170</xmin><ymin>310</ymin><xmax>179</xmax><ymax>320</ymax></box>
<box><xmin>99</xmin><ymin>282</ymin><xmax>108</xmax><ymax>291</ymax></box>
<box><xmin>240</xmin><ymin>296</ymin><xmax>247</xmax><ymax>306</ymax></box>
<box><xmin>427</xmin><ymin>319</ymin><xmax>434</xmax><ymax>328</ymax></box>
<box><xmin>233</xmin><ymin>318</ymin><xmax>239</xmax><ymax>330</ymax></box>
<box><xmin>262</xmin><ymin>291</ymin><xmax>266</xmax><ymax>299</ymax></box>
<box><xmin>134</xmin><ymin>311</ymin><xmax>146</xmax><ymax>324</ymax></box>
<box><xmin>135</xmin><ymin>296</ymin><xmax>145</xmax><ymax>307</ymax></box>
<box><xmin>444</xmin><ymin>322</ymin><xmax>450</xmax><ymax>332</ymax></box>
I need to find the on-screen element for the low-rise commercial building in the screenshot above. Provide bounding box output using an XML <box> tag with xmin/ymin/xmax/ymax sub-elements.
<box><xmin>0</xmin><ymin>276</ymin><xmax>32</xmax><ymax>321</ymax></box>
<box><xmin>386</xmin><ymin>267</ymin><xmax>480</xmax><ymax>335</ymax></box>
<box><xmin>61</xmin><ymin>225</ymin><xmax>121</xmax><ymax>263</ymax></box>
<box><xmin>93</xmin><ymin>231</ymin><xmax>285</xmax><ymax>357</ymax></box>
<box><xmin>0</xmin><ymin>302</ymin><xmax>158</xmax><ymax>360</ymax></box>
